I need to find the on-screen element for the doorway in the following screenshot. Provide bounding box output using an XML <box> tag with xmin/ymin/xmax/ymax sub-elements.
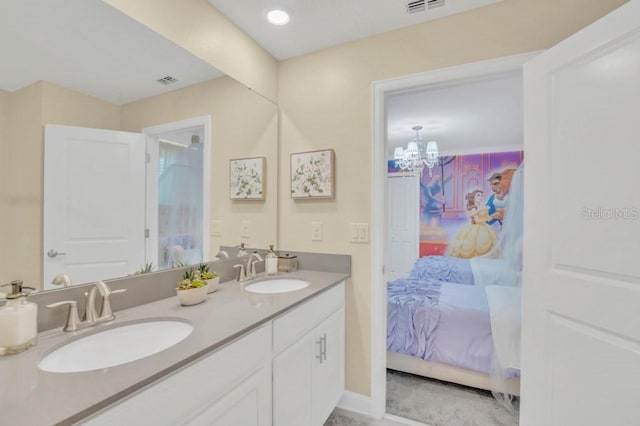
<box><xmin>142</xmin><ymin>116</ymin><xmax>211</xmax><ymax>272</ymax></box>
<box><xmin>370</xmin><ymin>52</ymin><xmax>538</xmax><ymax>419</ymax></box>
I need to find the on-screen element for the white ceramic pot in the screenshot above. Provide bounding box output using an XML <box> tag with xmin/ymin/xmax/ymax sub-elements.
<box><xmin>206</xmin><ymin>277</ymin><xmax>220</xmax><ymax>293</ymax></box>
<box><xmin>176</xmin><ymin>286</ymin><xmax>207</xmax><ymax>306</ymax></box>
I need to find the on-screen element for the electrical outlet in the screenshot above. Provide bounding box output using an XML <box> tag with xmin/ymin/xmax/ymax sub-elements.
<box><xmin>311</xmin><ymin>222</ymin><xmax>323</xmax><ymax>241</ymax></box>
<box><xmin>241</xmin><ymin>220</ymin><xmax>250</xmax><ymax>238</ymax></box>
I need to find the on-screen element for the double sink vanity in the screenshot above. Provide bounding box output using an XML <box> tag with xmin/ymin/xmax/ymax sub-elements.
<box><xmin>0</xmin><ymin>252</ymin><xmax>350</xmax><ymax>426</ymax></box>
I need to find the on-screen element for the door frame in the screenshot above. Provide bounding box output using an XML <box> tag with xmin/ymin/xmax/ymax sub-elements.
<box><xmin>369</xmin><ymin>51</ymin><xmax>540</xmax><ymax>417</ymax></box>
<box><xmin>142</xmin><ymin>115</ymin><xmax>212</xmax><ymax>268</ymax></box>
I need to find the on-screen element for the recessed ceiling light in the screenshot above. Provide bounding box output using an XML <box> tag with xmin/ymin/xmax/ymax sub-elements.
<box><xmin>266</xmin><ymin>9</ymin><xmax>290</xmax><ymax>26</ymax></box>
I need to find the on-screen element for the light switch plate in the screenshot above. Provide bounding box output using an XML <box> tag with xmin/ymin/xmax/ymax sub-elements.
<box><xmin>241</xmin><ymin>220</ymin><xmax>250</xmax><ymax>238</ymax></box>
<box><xmin>311</xmin><ymin>222</ymin><xmax>323</xmax><ymax>241</ymax></box>
<box><xmin>350</xmin><ymin>223</ymin><xmax>369</xmax><ymax>243</ymax></box>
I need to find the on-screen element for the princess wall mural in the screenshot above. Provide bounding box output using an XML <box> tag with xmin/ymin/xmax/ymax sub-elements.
<box><xmin>390</xmin><ymin>150</ymin><xmax>523</xmax><ymax>259</ymax></box>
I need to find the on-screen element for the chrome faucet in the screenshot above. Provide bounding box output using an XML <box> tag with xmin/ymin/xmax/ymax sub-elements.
<box><xmin>234</xmin><ymin>253</ymin><xmax>264</xmax><ymax>282</ymax></box>
<box><xmin>47</xmin><ymin>281</ymin><xmax>127</xmax><ymax>331</ymax></box>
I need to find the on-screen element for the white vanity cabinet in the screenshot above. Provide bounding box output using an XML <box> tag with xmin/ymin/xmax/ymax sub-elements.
<box><xmin>83</xmin><ymin>324</ymin><xmax>272</xmax><ymax>426</ymax></box>
<box><xmin>81</xmin><ymin>281</ymin><xmax>345</xmax><ymax>426</ymax></box>
<box><xmin>272</xmin><ymin>282</ymin><xmax>345</xmax><ymax>426</ymax></box>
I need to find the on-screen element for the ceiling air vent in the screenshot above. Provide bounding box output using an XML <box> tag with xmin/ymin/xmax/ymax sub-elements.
<box><xmin>427</xmin><ymin>0</ymin><xmax>446</xmax><ymax>10</ymax></box>
<box><xmin>406</xmin><ymin>0</ymin><xmax>425</xmax><ymax>14</ymax></box>
<box><xmin>156</xmin><ymin>75</ymin><xmax>180</xmax><ymax>85</ymax></box>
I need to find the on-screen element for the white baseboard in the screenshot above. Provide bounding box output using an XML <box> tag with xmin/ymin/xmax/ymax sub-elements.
<box><xmin>337</xmin><ymin>390</ymin><xmax>372</xmax><ymax>416</ymax></box>
<box><xmin>338</xmin><ymin>391</ymin><xmax>432</xmax><ymax>426</ymax></box>
<box><xmin>384</xmin><ymin>413</ymin><xmax>431</xmax><ymax>426</ymax></box>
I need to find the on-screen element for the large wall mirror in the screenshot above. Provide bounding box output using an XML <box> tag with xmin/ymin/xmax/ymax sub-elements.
<box><xmin>0</xmin><ymin>0</ymin><xmax>278</xmax><ymax>292</ymax></box>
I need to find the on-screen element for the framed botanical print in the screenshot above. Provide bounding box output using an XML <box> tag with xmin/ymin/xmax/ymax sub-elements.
<box><xmin>229</xmin><ymin>157</ymin><xmax>266</xmax><ymax>200</ymax></box>
<box><xmin>290</xmin><ymin>149</ymin><xmax>335</xmax><ymax>199</ymax></box>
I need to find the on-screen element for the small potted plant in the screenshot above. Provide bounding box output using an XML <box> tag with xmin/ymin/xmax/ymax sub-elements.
<box><xmin>198</xmin><ymin>263</ymin><xmax>220</xmax><ymax>293</ymax></box>
<box><xmin>176</xmin><ymin>269</ymin><xmax>208</xmax><ymax>306</ymax></box>
<box><xmin>132</xmin><ymin>262</ymin><xmax>155</xmax><ymax>275</ymax></box>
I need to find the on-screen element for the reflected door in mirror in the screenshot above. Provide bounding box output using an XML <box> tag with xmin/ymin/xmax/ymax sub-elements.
<box><xmin>43</xmin><ymin>125</ymin><xmax>146</xmax><ymax>289</ymax></box>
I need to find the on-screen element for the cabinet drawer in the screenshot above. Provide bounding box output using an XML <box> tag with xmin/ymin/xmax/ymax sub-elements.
<box><xmin>273</xmin><ymin>282</ymin><xmax>344</xmax><ymax>354</ymax></box>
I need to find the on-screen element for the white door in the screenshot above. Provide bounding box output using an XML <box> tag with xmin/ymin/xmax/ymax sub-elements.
<box><xmin>43</xmin><ymin>125</ymin><xmax>145</xmax><ymax>289</ymax></box>
<box><xmin>386</xmin><ymin>173</ymin><xmax>420</xmax><ymax>282</ymax></box>
<box><xmin>521</xmin><ymin>1</ymin><xmax>640</xmax><ymax>425</ymax></box>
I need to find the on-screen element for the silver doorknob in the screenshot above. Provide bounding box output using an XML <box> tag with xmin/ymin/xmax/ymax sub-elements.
<box><xmin>47</xmin><ymin>249</ymin><xmax>67</xmax><ymax>258</ymax></box>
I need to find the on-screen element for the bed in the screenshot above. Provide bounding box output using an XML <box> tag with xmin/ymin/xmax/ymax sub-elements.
<box><xmin>387</xmin><ymin>164</ymin><xmax>523</xmax><ymax>395</ymax></box>
<box><xmin>408</xmin><ymin>255</ymin><xmax>522</xmax><ymax>289</ymax></box>
<box><xmin>386</xmin><ymin>274</ymin><xmax>521</xmax><ymax>395</ymax></box>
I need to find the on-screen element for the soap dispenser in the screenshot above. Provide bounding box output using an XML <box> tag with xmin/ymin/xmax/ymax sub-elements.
<box><xmin>265</xmin><ymin>245</ymin><xmax>278</xmax><ymax>276</ymax></box>
<box><xmin>0</xmin><ymin>280</ymin><xmax>38</xmax><ymax>356</ymax></box>
<box><xmin>237</xmin><ymin>243</ymin><xmax>248</xmax><ymax>257</ymax></box>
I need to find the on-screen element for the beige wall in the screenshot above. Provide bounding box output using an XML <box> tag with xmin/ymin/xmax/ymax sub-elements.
<box><xmin>121</xmin><ymin>76</ymin><xmax>278</xmax><ymax>252</ymax></box>
<box><xmin>105</xmin><ymin>0</ymin><xmax>278</xmax><ymax>103</ymax></box>
<box><xmin>277</xmin><ymin>0</ymin><xmax>627</xmax><ymax>395</ymax></box>
<box><xmin>4</xmin><ymin>83</ymin><xmax>43</xmax><ymax>287</ymax></box>
<box><xmin>41</xmin><ymin>82</ymin><xmax>121</xmax><ymax>130</ymax></box>
<box><xmin>3</xmin><ymin>82</ymin><xmax>122</xmax><ymax>288</ymax></box>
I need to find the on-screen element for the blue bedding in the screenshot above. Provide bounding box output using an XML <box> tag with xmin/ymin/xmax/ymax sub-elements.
<box><xmin>409</xmin><ymin>256</ymin><xmax>475</xmax><ymax>285</ymax></box>
<box><xmin>387</xmin><ymin>278</ymin><xmax>494</xmax><ymax>374</ymax></box>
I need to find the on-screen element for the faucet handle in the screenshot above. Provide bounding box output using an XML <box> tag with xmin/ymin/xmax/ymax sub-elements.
<box><xmin>249</xmin><ymin>254</ymin><xmax>264</xmax><ymax>278</ymax></box>
<box><xmin>233</xmin><ymin>264</ymin><xmax>246</xmax><ymax>282</ymax></box>
<box><xmin>47</xmin><ymin>300</ymin><xmax>82</xmax><ymax>332</ymax></box>
<box><xmin>99</xmin><ymin>288</ymin><xmax>126</xmax><ymax>322</ymax></box>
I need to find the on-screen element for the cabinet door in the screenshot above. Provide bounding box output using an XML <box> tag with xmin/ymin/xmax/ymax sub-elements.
<box><xmin>186</xmin><ymin>365</ymin><xmax>271</xmax><ymax>426</ymax></box>
<box><xmin>272</xmin><ymin>334</ymin><xmax>313</xmax><ymax>426</ymax></box>
<box><xmin>312</xmin><ymin>308</ymin><xmax>345</xmax><ymax>426</ymax></box>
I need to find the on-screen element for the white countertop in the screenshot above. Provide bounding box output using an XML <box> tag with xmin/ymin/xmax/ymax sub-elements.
<box><xmin>0</xmin><ymin>270</ymin><xmax>348</xmax><ymax>426</ymax></box>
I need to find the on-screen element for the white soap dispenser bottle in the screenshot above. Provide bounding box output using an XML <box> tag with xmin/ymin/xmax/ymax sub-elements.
<box><xmin>0</xmin><ymin>280</ymin><xmax>38</xmax><ymax>356</ymax></box>
<box><xmin>265</xmin><ymin>245</ymin><xmax>278</xmax><ymax>276</ymax></box>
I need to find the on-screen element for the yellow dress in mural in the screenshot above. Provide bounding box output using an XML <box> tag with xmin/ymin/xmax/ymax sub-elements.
<box><xmin>447</xmin><ymin>207</ymin><xmax>497</xmax><ymax>259</ymax></box>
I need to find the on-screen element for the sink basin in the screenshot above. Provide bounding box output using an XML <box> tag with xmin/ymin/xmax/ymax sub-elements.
<box><xmin>244</xmin><ymin>278</ymin><xmax>310</xmax><ymax>294</ymax></box>
<box><xmin>39</xmin><ymin>319</ymin><xmax>193</xmax><ymax>373</ymax></box>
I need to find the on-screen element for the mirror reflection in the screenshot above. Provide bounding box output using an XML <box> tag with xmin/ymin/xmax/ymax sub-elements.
<box><xmin>0</xmin><ymin>0</ymin><xmax>278</xmax><ymax>292</ymax></box>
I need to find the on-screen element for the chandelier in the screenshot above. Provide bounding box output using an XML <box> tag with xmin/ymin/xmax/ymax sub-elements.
<box><xmin>394</xmin><ymin>125</ymin><xmax>439</xmax><ymax>175</ymax></box>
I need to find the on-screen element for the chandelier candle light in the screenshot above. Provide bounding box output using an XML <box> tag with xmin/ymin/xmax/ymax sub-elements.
<box><xmin>394</xmin><ymin>125</ymin><xmax>439</xmax><ymax>176</ymax></box>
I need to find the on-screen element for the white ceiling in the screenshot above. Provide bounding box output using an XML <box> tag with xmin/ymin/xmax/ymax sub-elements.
<box><xmin>205</xmin><ymin>0</ymin><xmax>520</xmax><ymax>156</ymax></box>
<box><xmin>0</xmin><ymin>0</ymin><xmax>223</xmax><ymax>105</ymax></box>
<box><xmin>2</xmin><ymin>0</ymin><xmax>518</xmax><ymax>147</ymax></box>
<box><xmin>207</xmin><ymin>0</ymin><xmax>501</xmax><ymax>60</ymax></box>
<box><xmin>386</xmin><ymin>73</ymin><xmax>523</xmax><ymax>157</ymax></box>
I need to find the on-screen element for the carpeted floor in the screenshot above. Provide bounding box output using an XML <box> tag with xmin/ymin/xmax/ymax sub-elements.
<box><xmin>324</xmin><ymin>370</ymin><xmax>519</xmax><ymax>426</ymax></box>
<box><xmin>385</xmin><ymin>370</ymin><xmax>519</xmax><ymax>426</ymax></box>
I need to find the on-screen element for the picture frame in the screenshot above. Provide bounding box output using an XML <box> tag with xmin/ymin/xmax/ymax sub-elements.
<box><xmin>290</xmin><ymin>149</ymin><xmax>335</xmax><ymax>199</ymax></box>
<box><xmin>229</xmin><ymin>157</ymin><xmax>266</xmax><ymax>200</ymax></box>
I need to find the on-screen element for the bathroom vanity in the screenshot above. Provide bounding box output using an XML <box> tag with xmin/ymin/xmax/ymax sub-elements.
<box><xmin>0</xmin><ymin>266</ymin><xmax>348</xmax><ymax>426</ymax></box>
